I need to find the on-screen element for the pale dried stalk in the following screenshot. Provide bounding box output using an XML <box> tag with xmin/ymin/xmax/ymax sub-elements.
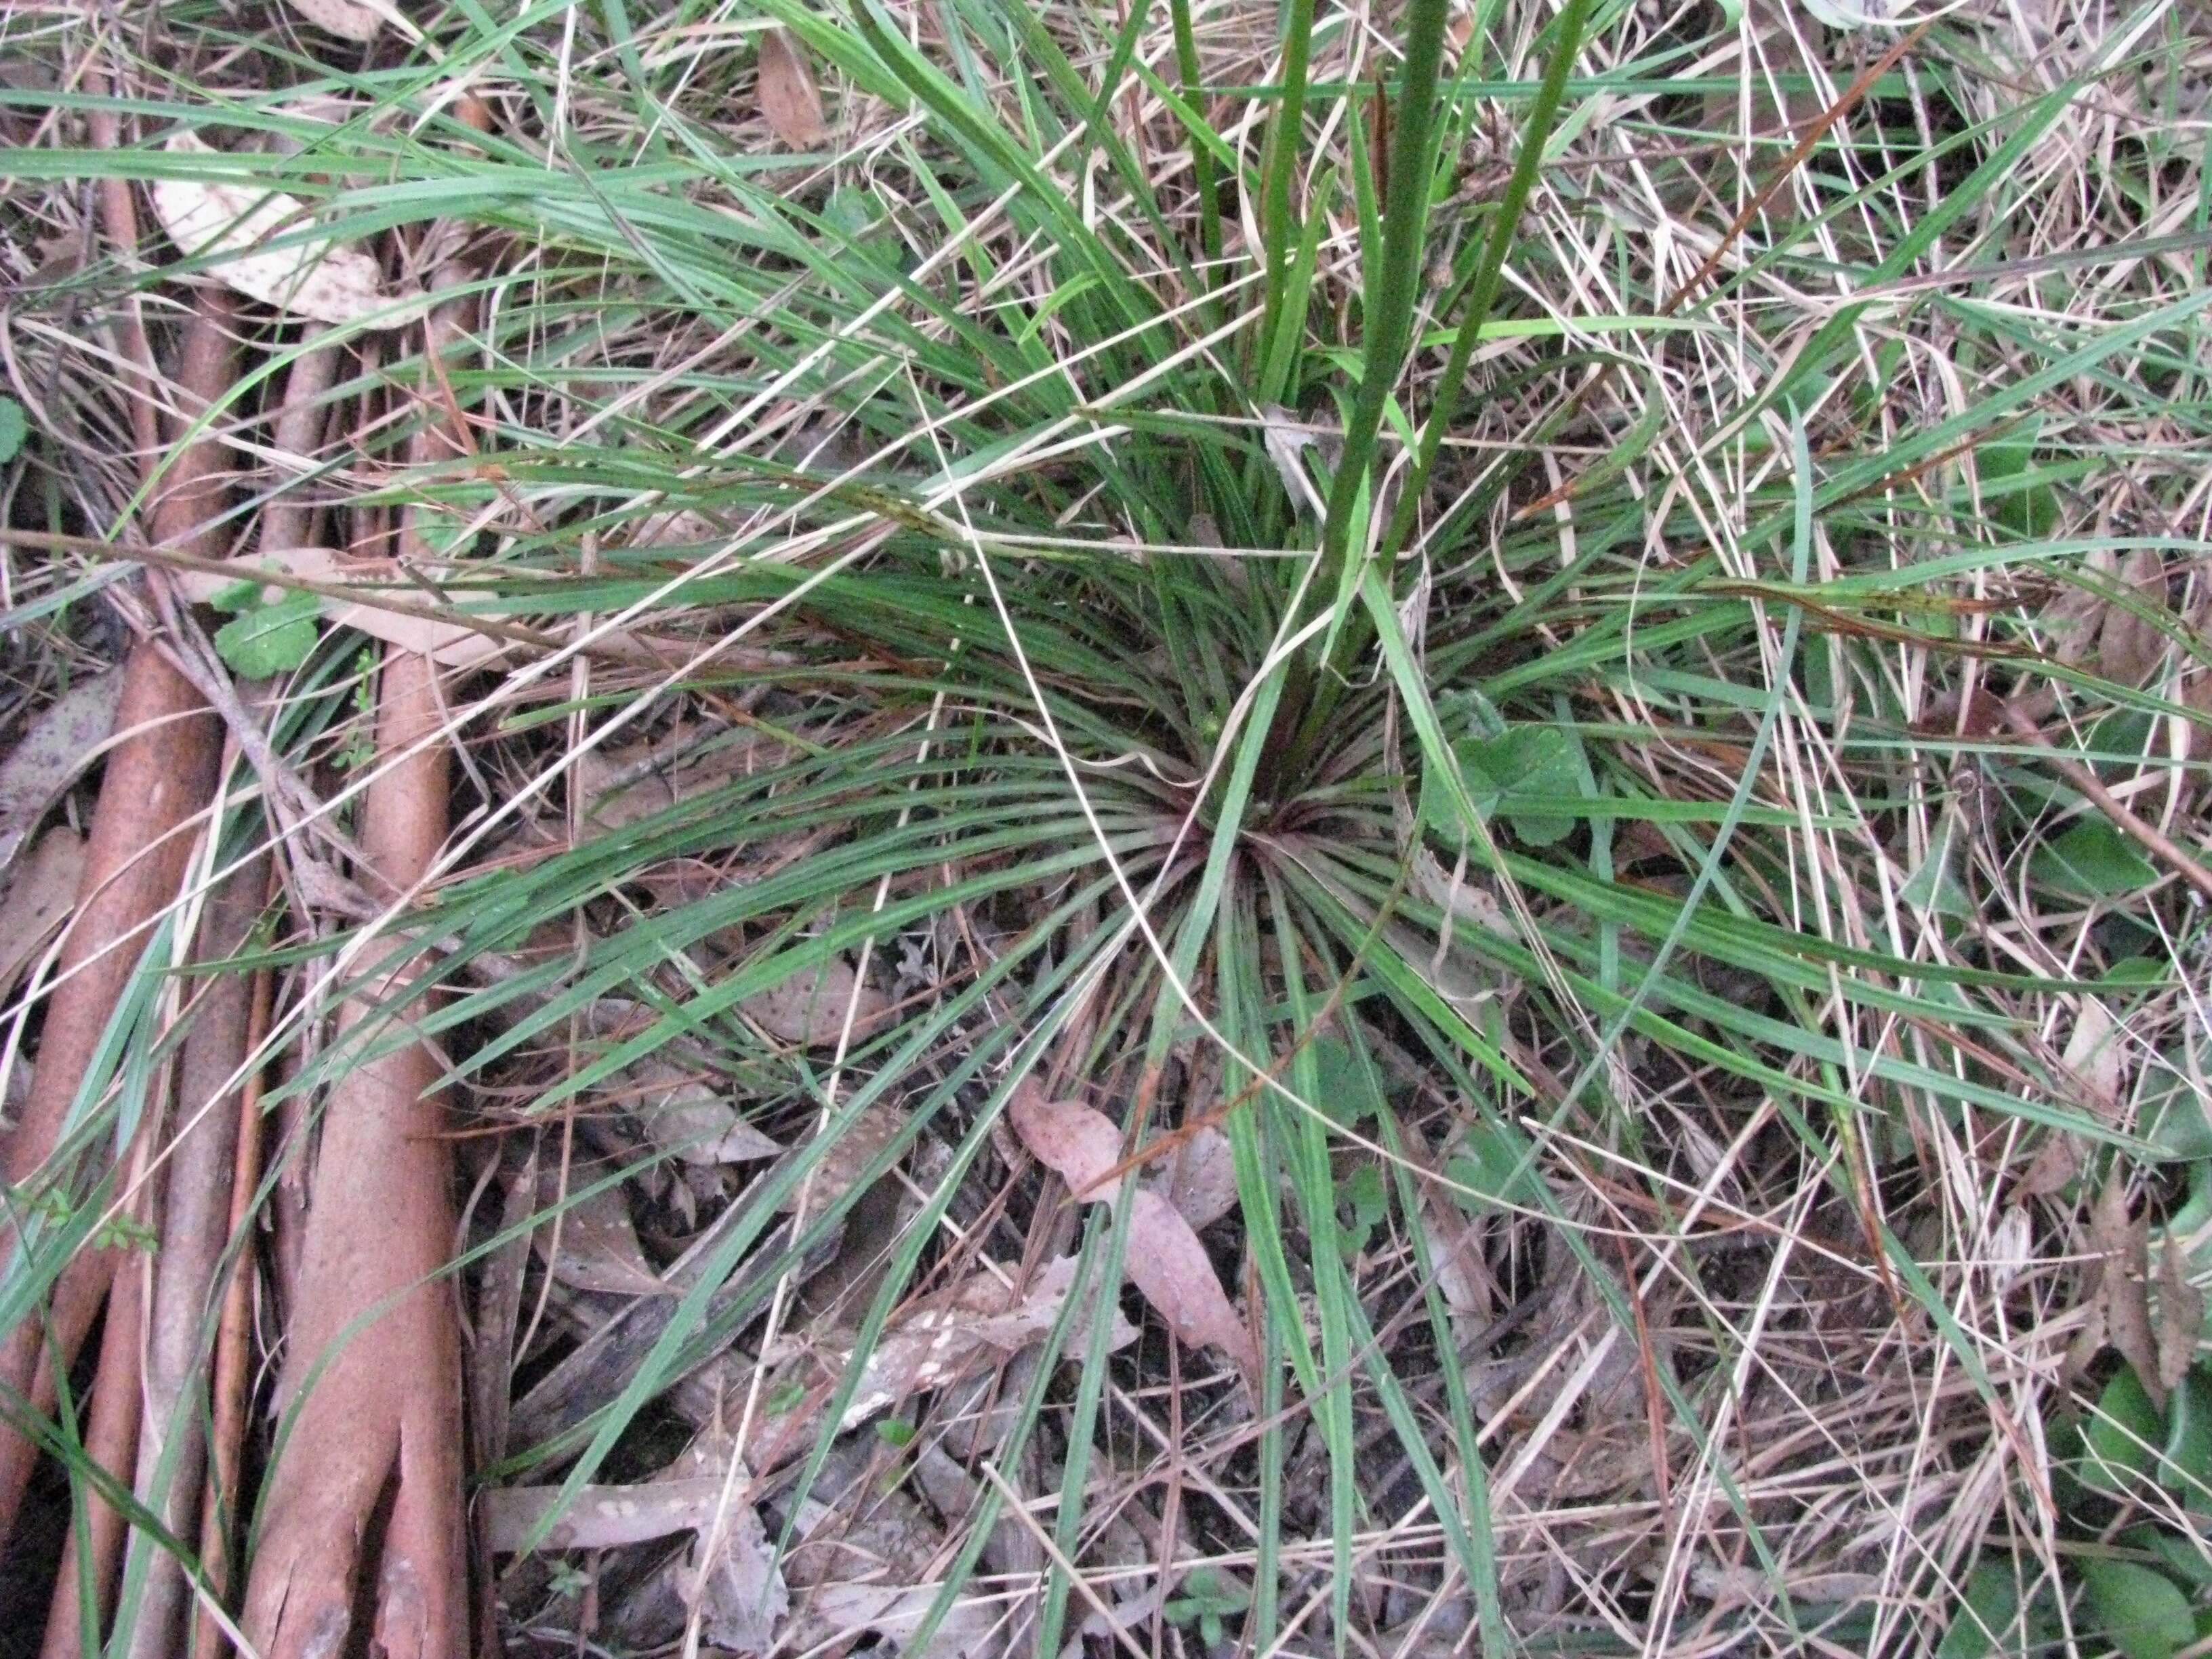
<box><xmin>239</xmin><ymin>297</ymin><xmax>474</xmax><ymax>1659</ymax></box>
<box><xmin>0</xmin><ymin>296</ymin><xmax>235</xmax><ymax>1544</ymax></box>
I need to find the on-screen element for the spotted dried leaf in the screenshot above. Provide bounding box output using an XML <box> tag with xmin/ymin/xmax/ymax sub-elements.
<box><xmin>756</xmin><ymin>28</ymin><xmax>830</xmax><ymax>148</ymax></box>
<box><xmin>150</xmin><ymin>134</ymin><xmax>426</xmax><ymax>326</ymax></box>
<box><xmin>534</xmin><ymin>1172</ymin><xmax>665</xmax><ymax>1296</ymax></box>
<box><xmin>1008</xmin><ymin>1082</ymin><xmax>1257</xmax><ymax>1382</ymax></box>
<box><xmin>0</xmin><ymin>668</ymin><xmax>121</xmax><ymax>871</ymax></box>
<box><xmin>742</xmin><ymin>956</ymin><xmax>890</xmax><ymax>1046</ymax></box>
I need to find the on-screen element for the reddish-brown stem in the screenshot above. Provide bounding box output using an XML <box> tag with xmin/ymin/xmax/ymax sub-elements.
<box><xmin>0</xmin><ymin>295</ymin><xmax>234</xmax><ymax>1544</ymax></box>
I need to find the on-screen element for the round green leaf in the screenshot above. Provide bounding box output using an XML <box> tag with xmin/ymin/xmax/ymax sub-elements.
<box><xmin>2081</xmin><ymin>1366</ymin><xmax>2162</xmax><ymax>1495</ymax></box>
<box><xmin>2030</xmin><ymin>821</ymin><xmax>2158</xmax><ymax>899</ymax></box>
<box><xmin>2082</xmin><ymin>1559</ymin><xmax>2191</xmax><ymax>1659</ymax></box>
<box><xmin>0</xmin><ymin>396</ymin><xmax>27</xmax><ymax>465</ymax></box>
<box><xmin>2161</xmin><ymin>1366</ymin><xmax>2212</xmax><ymax>1504</ymax></box>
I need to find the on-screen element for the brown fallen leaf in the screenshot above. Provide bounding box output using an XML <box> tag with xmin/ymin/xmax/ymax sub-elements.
<box><xmin>534</xmin><ymin>1171</ymin><xmax>667</xmax><ymax>1296</ymax></box>
<box><xmin>742</xmin><ymin>956</ymin><xmax>891</xmax><ymax>1046</ymax></box>
<box><xmin>626</xmin><ymin>1058</ymin><xmax>783</xmax><ymax>1167</ymax></box>
<box><xmin>2089</xmin><ymin>1173</ymin><xmax>2164</xmax><ymax>1407</ymax></box>
<box><xmin>0</xmin><ymin>828</ymin><xmax>85</xmax><ymax>1002</ymax></box>
<box><xmin>2158</xmin><ymin>1237</ymin><xmax>2205</xmax><ymax>1393</ymax></box>
<box><xmin>1008</xmin><ymin>1081</ymin><xmax>1258</xmax><ymax>1382</ymax></box>
<box><xmin>150</xmin><ymin>135</ymin><xmax>427</xmax><ymax>327</ymax></box>
<box><xmin>2097</xmin><ymin>548</ymin><xmax>2169</xmax><ymax>687</ymax></box>
<box><xmin>756</xmin><ymin>28</ymin><xmax>830</xmax><ymax>148</ymax></box>
<box><xmin>285</xmin><ymin>0</ymin><xmax>386</xmax><ymax>41</ymax></box>
<box><xmin>0</xmin><ymin>669</ymin><xmax>123</xmax><ymax>871</ymax></box>
<box><xmin>1162</xmin><ymin>1125</ymin><xmax>1238</xmax><ymax>1230</ymax></box>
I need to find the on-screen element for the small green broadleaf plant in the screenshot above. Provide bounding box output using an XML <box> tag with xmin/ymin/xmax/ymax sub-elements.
<box><xmin>209</xmin><ymin>574</ymin><xmax>321</xmax><ymax>678</ymax></box>
<box><xmin>1163</xmin><ymin>1568</ymin><xmax>1249</xmax><ymax>1647</ymax></box>
<box><xmin>1419</xmin><ymin>689</ymin><xmax>1593</xmax><ymax>848</ymax></box>
<box><xmin>0</xmin><ymin>396</ymin><xmax>27</xmax><ymax>464</ymax></box>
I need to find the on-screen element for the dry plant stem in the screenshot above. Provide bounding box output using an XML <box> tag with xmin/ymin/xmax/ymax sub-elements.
<box><xmin>120</xmin><ymin>854</ymin><xmax>266</xmax><ymax>1659</ymax></box>
<box><xmin>241</xmin><ymin>301</ymin><xmax>473</xmax><ymax>1659</ymax></box>
<box><xmin>37</xmin><ymin>1233</ymin><xmax>147</xmax><ymax>1659</ymax></box>
<box><xmin>0</xmin><ymin>295</ymin><xmax>235</xmax><ymax>1545</ymax></box>
<box><xmin>191</xmin><ymin>961</ymin><xmax>274</xmax><ymax>1659</ymax></box>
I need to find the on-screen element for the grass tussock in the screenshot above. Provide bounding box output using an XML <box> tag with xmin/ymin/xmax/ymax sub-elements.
<box><xmin>0</xmin><ymin>0</ymin><xmax>2209</xmax><ymax>1654</ymax></box>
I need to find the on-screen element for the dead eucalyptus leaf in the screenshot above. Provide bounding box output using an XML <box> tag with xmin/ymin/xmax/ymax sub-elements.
<box><xmin>0</xmin><ymin>668</ymin><xmax>122</xmax><ymax>871</ymax></box>
<box><xmin>2091</xmin><ymin>1174</ymin><xmax>2163</xmax><ymax>1406</ymax></box>
<box><xmin>741</xmin><ymin>956</ymin><xmax>890</xmax><ymax>1046</ymax></box>
<box><xmin>1008</xmin><ymin>1082</ymin><xmax>1258</xmax><ymax>1381</ymax></box>
<box><xmin>757</xmin><ymin>28</ymin><xmax>830</xmax><ymax>148</ymax></box>
<box><xmin>1161</xmin><ymin>1126</ymin><xmax>1237</xmax><ymax>1230</ymax></box>
<box><xmin>2097</xmin><ymin>548</ymin><xmax>2169</xmax><ymax>687</ymax></box>
<box><xmin>534</xmin><ymin>1172</ymin><xmax>666</xmax><ymax>1296</ymax></box>
<box><xmin>2158</xmin><ymin>1239</ymin><xmax>2205</xmax><ymax>1392</ymax></box>
<box><xmin>284</xmin><ymin>0</ymin><xmax>385</xmax><ymax>41</ymax></box>
<box><xmin>627</xmin><ymin>1059</ymin><xmax>782</xmax><ymax>1166</ymax></box>
<box><xmin>481</xmin><ymin>1476</ymin><xmax>733</xmax><ymax>1553</ymax></box>
<box><xmin>150</xmin><ymin>134</ymin><xmax>426</xmax><ymax>326</ymax></box>
<box><xmin>0</xmin><ymin>828</ymin><xmax>85</xmax><ymax>1000</ymax></box>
